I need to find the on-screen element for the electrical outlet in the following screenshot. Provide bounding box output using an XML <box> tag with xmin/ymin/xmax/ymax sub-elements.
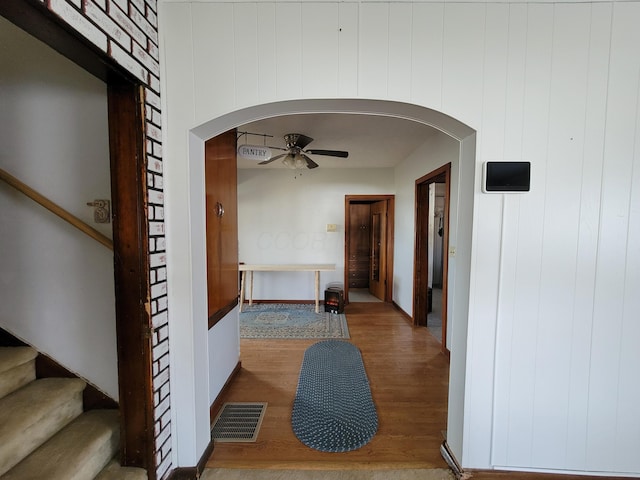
<box><xmin>449</xmin><ymin>246</ymin><xmax>456</xmax><ymax>257</ymax></box>
<box><xmin>326</xmin><ymin>223</ymin><xmax>337</xmax><ymax>232</ymax></box>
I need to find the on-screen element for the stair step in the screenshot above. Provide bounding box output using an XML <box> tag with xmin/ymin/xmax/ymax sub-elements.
<box><xmin>0</xmin><ymin>347</ymin><xmax>37</xmax><ymax>400</ymax></box>
<box><xmin>0</xmin><ymin>377</ymin><xmax>85</xmax><ymax>476</ymax></box>
<box><xmin>2</xmin><ymin>410</ymin><xmax>119</xmax><ymax>480</ymax></box>
<box><xmin>94</xmin><ymin>459</ymin><xmax>148</xmax><ymax>480</ymax></box>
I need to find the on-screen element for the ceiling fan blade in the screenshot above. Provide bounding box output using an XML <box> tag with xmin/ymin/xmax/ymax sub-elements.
<box><xmin>290</xmin><ymin>134</ymin><xmax>314</xmax><ymax>150</ymax></box>
<box><xmin>258</xmin><ymin>153</ymin><xmax>286</xmax><ymax>165</ymax></box>
<box><xmin>302</xmin><ymin>154</ymin><xmax>319</xmax><ymax>169</ymax></box>
<box><xmin>305</xmin><ymin>149</ymin><xmax>349</xmax><ymax>158</ymax></box>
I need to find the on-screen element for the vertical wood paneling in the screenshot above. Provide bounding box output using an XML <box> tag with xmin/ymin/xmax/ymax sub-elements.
<box><xmin>192</xmin><ymin>3</ymin><xmax>236</xmax><ymax>122</ymax></box>
<box><xmin>337</xmin><ymin>3</ymin><xmax>358</xmax><ymax>97</ymax></box>
<box><xmin>441</xmin><ymin>3</ymin><xmax>485</xmax><ymax>130</ymax></box>
<box><xmin>387</xmin><ymin>3</ymin><xmax>412</xmax><ymax>101</ymax></box>
<box><xmin>483</xmin><ymin>4</ymin><xmax>512</xmax><ymax>467</ymax></box>
<box><xmin>302</xmin><ymin>3</ymin><xmax>339</xmax><ymax>97</ymax></box>
<box><xmin>359</xmin><ymin>3</ymin><xmax>389</xmax><ymax>98</ymax></box>
<box><xmin>161</xmin><ymin>1</ymin><xmax>640</xmax><ymax>476</ymax></box>
<box><xmin>410</xmin><ymin>3</ymin><xmax>444</xmax><ymax>109</ymax></box>
<box><xmin>532</xmin><ymin>3</ymin><xmax>591</xmax><ymax>468</ymax></box>
<box><xmin>275</xmin><ymin>3</ymin><xmax>303</xmax><ymax>99</ymax></box>
<box><xmin>588</xmin><ymin>2</ymin><xmax>640</xmax><ymax>471</ymax></box>
<box><xmin>495</xmin><ymin>3</ymin><xmax>551</xmax><ymax>467</ymax></box>
<box><xmin>478</xmin><ymin>3</ymin><xmax>508</xmax><ymax>161</ymax></box>
<box><xmin>256</xmin><ymin>4</ymin><xmax>277</xmax><ymax>103</ymax></box>
<box><xmin>233</xmin><ymin>3</ymin><xmax>259</xmax><ymax>108</ymax></box>
<box><xmin>565</xmin><ymin>2</ymin><xmax>611</xmax><ymax>468</ymax></box>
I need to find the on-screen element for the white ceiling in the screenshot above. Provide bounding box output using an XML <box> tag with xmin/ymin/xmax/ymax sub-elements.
<box><xmin>237</xmin><ymin>114</ymin><xmax>440</xmax><ymax>169</ymax></box>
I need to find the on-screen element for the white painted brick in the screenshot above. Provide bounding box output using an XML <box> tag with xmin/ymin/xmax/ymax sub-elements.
<box><xmin>109</xmin><ymin>41</ymin><xmax>147</xmax><ymax>83</ymax></box>
<box><xmin>149</xmin><ymin>221</ymin><xmax>164</xmax><ymax>235</ymax></box>
<box><xmin>153</xmin><ymin>174</ymin><xmax>164</xmax><ymax>189</ymax></box>
<box><xmin>150</xmin><ymin>252</ymin><xmax>166</xmax><ymax>267</ymax></box>
<box><xmin>155</xmin><ymin>207</ymin><xmax>164</xmax><ymax>220</ymax></box>
<box><xmin>157</xmin><ymin>324</ymin><xmax>168</xmax><ymax>341</ymax></box>
<box><xmin>156</xmin><ymin>296</ymin><xmax>168</xmax><ymax>312</ymax></box>
<box><xmin>146</xmin><ymin>6</ymin><xmax>157</xmax><ymax>28</ymax></box>
<box><xmin>85</xmin><ymin>1</ymin><xmax>131</xmax><ymax>50</ymax></box>
<box><xmin>145</xmin><ymin>0</ymin><xmax>157</xmax><ymax>15</ymax></box>
<box><xmin>151</xmin><ymin>281</ymin><xmax>167</xmax><ymax>299</ymax></box>
<box><xmin>108</xmin><ymin>0</ymin><xmax>147</xmax><ymax>47</ymax></box>
<box><xmin>157</xmin><ymin>267</ymin><xmax>166</xmax><ymax>281</ymax></box>
<box><xmin>153</xmin><ymin>143</ymin><xmax>163</xmax><ymax>158</ymax></box>
<box><xmin>155</xmin><ymin>390</ymin><xmax>170</xmax><ymax>415</ymax></box>
<box><xmin>49</xmin><ymin>0</ymin><xmax>108</xmax><ymax>51</ymax></box>
<box><xmin>130</xmin><ymin>0</ymin><xmax>145</xmax><ymax>16</ymax></box>
<box><xmin>153</xmin><ymin>365</ymin><xmax>169</xmax><ymax>388</ymax></box>
<box><xmin>148</xmin><ymin>158</ymin><xmax>163</xmax><ymax>174</ymax></box>
<box><xmin>149</xmin><ymin>74</ymin><xmax>160</xmax><ymax>94</ymax></box>
<box><xmin>152</xmin><ymin>310</ymin><xmax>168</xmax><ymax>329</ymax></box>
<box><xmin>148</xmin><ymin>188</ymin><xmax>164</xmax><ymax>205</ymax></box>
<box><xmin>146</xmin><ymin>122</ymin><xmax>161</xmax><ymax>142</ymax></box>
<box><xmin>129</xmin><ymin>5</ymin><xmax>158</xmax><ymax>44</ymax></box>
<box><xmin>148</xmin><ymin>41</ymin><xmax>159</xmax><ymax>61</ymax></box>
<box><xmin>152</xmin><ymin>339</ymin><xmax>168</xmax><ymax>362</ymax></box>
<box><xmin>155</xmin><ymin>237</ymin><xmax>166</xmax><ymax>251</ymax></box>
<box><xmin>159</xmin><ymin>382</ymin><xmax>170</xmax><ymax>400</ymax></box>
<box><xmin>110</xmin><ymin>0</ymin><xmax>127</xmax><ymax>12</ymax></box>
<box><xmin>145</xmin><ymin>90</ymin><xmax>160</xmax><ymax>109</ymax></box>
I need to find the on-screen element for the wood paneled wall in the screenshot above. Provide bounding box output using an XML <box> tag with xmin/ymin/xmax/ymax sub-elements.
<box><xmin>160</xmin><ymin>1</ymin><xmax>640</xmax><ymax>476</ymax></box>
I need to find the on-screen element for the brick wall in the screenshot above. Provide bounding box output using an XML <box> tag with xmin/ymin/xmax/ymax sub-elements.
<box><xmin>43</xmin><ymin>0</ymin><xmax>171</xmax><ymax>478</ymax></box>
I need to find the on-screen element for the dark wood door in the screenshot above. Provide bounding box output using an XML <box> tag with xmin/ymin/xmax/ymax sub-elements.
<box><xmin>369</xmin><ymin>200</ymin><xmax>387</xmax><ymax>300</ymax></box>
<box><xmin>205</xmin><ymin>129</ymin><xmax>239</xmax><ymax>326</ymax></box>
<box><xmin>348</xmin><ymin>203</ymin><xmax>371</xmax><ymax>288</ymax></box>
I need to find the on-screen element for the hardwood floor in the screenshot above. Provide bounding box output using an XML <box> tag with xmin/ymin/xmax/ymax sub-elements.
<box><xmin>206</xmin><ymin>302</ymin><xmax>450</xmax><ymax>470</ymax></box>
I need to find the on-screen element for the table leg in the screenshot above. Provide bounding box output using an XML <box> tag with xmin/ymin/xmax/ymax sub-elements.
<box><xmin>249</xmin><ymin>271</ymin><xmax>254</xmax><ymax>306</ymax></box>
<box><xmin>315</xmin><ymin>270</ymin><xmax>320</xmax><ymax>313</ymax></box>
<box><xmin>239</xmin><ymin>271</ymin><xmax>246</xmax><ymax>312</ymax></box>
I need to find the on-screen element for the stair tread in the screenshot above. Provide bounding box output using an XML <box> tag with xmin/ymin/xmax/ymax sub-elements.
<box><xmin>94</xmin><ymin>459</ymin><xmax>148</xmax><ymax>480</ymax></box>
<box><xmin>0</xmin><ymin>377</ymin><xmax>86</xmax><ymax>476</ymax></box>
<box><xmin>0</xmin><ymin>347</ymin><xmax>37</xmax><ymax>375</ymax></box>
<box><xmin>2</xmin><ymin>410</ymin><xmax>119</xmax><ymax>480</ymax></box>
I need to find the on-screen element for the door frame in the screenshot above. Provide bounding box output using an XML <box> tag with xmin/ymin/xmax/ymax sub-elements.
<box><xmin>413</xmin><ymin>164</ymin><xmax>450</xmax><ymax>354</ymax></box>
<box><xmin>344</xmin><ymin>195</ymin><xmax>394</xmax><ymax>303</ymax></box>
<box><xmin>0</xmin><ymin>2</ymin><xmax>155</xmax><ymax>476</ymax></box>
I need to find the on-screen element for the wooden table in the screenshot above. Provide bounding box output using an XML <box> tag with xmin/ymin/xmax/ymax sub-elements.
<box><xmin>239</xmin><ymin>264</ymin><xmax>336</xmax><ymax>313</ymax></box>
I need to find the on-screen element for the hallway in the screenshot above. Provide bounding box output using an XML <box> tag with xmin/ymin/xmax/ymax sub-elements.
<box><xmin>207</xmin><ymin>302</ymin><xmax>450</xmax><ymax>469</ymax></box>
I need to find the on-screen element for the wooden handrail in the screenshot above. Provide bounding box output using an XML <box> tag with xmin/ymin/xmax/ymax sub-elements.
<box><xmin>0</xmin><ymin>167</ymin><xmax>113</xmax><ymax>250</ymax></box>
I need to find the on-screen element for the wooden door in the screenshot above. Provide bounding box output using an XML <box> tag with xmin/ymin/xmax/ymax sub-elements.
<box><xmin>369</xmin><ymin>200</ymin><xmax>387</xmax><ymax>300</ymax></box>
<box><xmin>205</xmin><ymin>129</ymin><xmax>239</xmax><ymax>327</ymax></box>
<box><xmin>347</xmin><ymin>203</ymin><xmax>371</xmax><ymax>288</ymax></box>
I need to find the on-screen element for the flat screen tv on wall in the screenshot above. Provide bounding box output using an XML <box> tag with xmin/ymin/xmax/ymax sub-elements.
<box><xmin>483</xmin><ymin>161</ymin><xmax>531</xmax><ymax>193</ymax></box>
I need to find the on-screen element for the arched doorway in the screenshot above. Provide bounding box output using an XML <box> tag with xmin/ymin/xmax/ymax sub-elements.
<box><xmin>167</xmin><ymin>98</ymin><xmax>477</xmax><ymax>467</ymax></box>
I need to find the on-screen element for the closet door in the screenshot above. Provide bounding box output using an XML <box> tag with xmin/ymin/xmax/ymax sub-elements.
<box><xmin>205</xmin><ymin>129</ymin><xmax>238</xmax><ymax>326</ymax></box>
<box><xmin>348</xmin><ymin>203</ymin><xmax>371</xmax><ymax>288</ymax></box>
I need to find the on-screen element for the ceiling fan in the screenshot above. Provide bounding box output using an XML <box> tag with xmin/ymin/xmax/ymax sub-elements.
<box><xmin>258</xmin><ymin>133</ymin><xmax>349</xmax><ymax>169</ymax></box>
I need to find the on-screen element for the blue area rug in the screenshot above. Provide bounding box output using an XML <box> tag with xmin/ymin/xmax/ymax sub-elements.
<box><xmin>291</xmin><ymin>340</ymin><xmax>378</xmax><ymax>452</ymax></box>
<box><xmin>240</xmin><ymin>304</ymin><xmax>349</xmax><ymax>339</ymax></box>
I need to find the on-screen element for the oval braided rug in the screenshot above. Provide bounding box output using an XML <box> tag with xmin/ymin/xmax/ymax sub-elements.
<box><xmin>291</xmin><ymin>340</ymin><xmax>378</xmax><ymax>452</ymax></box>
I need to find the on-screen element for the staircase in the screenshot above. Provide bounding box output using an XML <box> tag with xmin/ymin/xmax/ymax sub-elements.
<box><xmin>0</xmin><ymin>346</ymin><xmax>147</xmax><ymax>480</ymax></box>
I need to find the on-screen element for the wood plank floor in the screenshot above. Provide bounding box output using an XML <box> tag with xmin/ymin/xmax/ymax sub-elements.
<box><xmin>206</xmin><ymin>302</ymin><xmax>451</xmax><ymax>470</ymax></box>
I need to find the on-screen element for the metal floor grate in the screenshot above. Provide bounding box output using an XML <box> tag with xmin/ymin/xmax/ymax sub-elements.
<box><xmin>211</xmin><ymin>402</ymin><xmax>267</xmax><ymax>442</ymax></box>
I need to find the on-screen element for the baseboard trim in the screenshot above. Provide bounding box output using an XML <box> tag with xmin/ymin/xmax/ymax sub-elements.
<box><xmin>167</xmin><ymin>361</ymin><xmax>242</xmax><ymax>480</ymax></box>
<box><xmin>391</xmin><ymin>301</ymin><xmax>412</xmax><ymax>321</ymax></box>
<box><xmin>165</xmin><ymin>439</ymin><xmax>215</xmax><ymax>480</ymax></box>
<box><xmin>241</xmin><ymin>299</ymin><xmax>316</xmax><ymax>305</ymax></box>
<box><xmin>210</xmin><ymin>360</ymin><xmax>242</xmax><ymax>424</ymax></box>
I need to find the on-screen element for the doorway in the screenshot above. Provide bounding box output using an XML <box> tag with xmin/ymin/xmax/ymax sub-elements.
<box><xmin>344</xmin><ymin>195</ymin><xmax>394</xmax><ymax>303</ymax></box>
<box><xmin>414</xmin><ymin>164</ymin><xmax>450</xmax><ymax>352</ymax></box>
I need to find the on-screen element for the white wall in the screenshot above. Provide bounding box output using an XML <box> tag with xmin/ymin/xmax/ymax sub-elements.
<box><xmin>159</xmin><ymin>0</ymin><xmax>640</xmax><ymax>476</ymax></box>
<box><xmin>0</xmin><ymin>18</ymin><xmax>118</xmax><ymax>399</ymax></box>
<box><xmin>238</xmin><ymin>167</ymin><xmax>394</xmax><ymax>299</ymax></box>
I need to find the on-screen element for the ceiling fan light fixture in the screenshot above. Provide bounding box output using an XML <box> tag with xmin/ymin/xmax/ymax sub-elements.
<box><xmin>282</xmin><ymin>154</ymin><xmax>297</xmax><ymax>169</ymax></box>
<box><xmin>294</xmin><ymin>153</ymin><xmax>306</xmax><ymax>169</ymax></box>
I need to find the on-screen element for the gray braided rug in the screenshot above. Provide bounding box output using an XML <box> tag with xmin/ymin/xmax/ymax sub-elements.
<box><xmin>291</xmin><ymin>340</ymin><xmax>378</xmax><ymax>452</ymax></box>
